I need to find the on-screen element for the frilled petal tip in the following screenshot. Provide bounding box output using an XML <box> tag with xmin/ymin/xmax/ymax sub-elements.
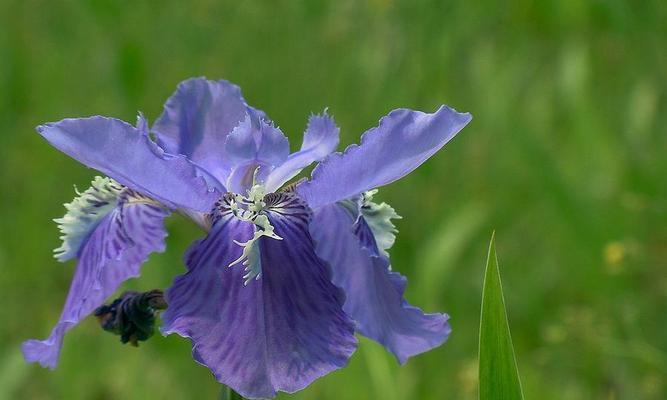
<box><xmin>264</xmin><ymin>110</ymin><xmax>340</xmax><ymax>192</ymax></box>
<box><xmin>373</xmin><ymin>267</ymin><xmax>452</xmax><ymax>364</ymax></box>
<box><xmin>21</xmin><ymin>327</ymin><xmax>67</xmax><ymax>369</ymax></box>
<box><xmin>225</xmin><ymin>113</ymin><xmax>289</xmax><ymax>167</ymax></box>
<box><xmin>223</xmin><ymin>113</ymin><xmax>290</xmax><ymax>193</ymax></box>
<box><xmin>162</xmin><ymin>193</ymin><xmax>357</xmax><ymax>399</ymax></box>
<box><xmin>298</xmin><ymin>106</ymin><xmax>471</xmax><ymax>209</ymax></box>
<box><xmin>311</xmin><ymin>203</ymin><xmax>451</xmax><ymax>364</ymax></box>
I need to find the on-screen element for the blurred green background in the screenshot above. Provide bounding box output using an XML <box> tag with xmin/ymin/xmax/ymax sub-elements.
<box><xmin>1</xmin><ymin>1</ymin><xmax>666</xmax><ymax>399</ymax></box>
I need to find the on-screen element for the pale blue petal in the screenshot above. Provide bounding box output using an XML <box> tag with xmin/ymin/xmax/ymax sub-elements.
<box><xmin>224</xmin><ymin>114</ymin><xmax>290</xmax><ymax>193</ymax></box>
<box><xmin>265</xmin><ymin>111</ymin><xmax>339</xmax><ymax>192</ymax></box>
<box><xmin>152</xmin><ymin>78</ymin><xmax>252</xmax><ymax>184</ymax></box>
<box><xmin>311</xmin><ymin>203</ymin><xmax>451</xmax><ymax>363</ymax></box>
<box><xmin>37</xmin><ymin>116</ymin><xmax>219</xmax><ymax>212</ymax></box>
<box><xmin>297</xmin><ymin>106</ymin><xmax>471</xmax><ymax>208</ymax></box>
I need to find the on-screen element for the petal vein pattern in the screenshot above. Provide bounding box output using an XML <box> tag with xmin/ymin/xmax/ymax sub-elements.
<box><xmin>22</xmin><ymin>189</ymin><xmax>170</xmax><ymax>369</ymax></box>
<box><xmin>162</xmin><ymin>192</ymin><xmax>357</xmax><ymax>399</ymax></box>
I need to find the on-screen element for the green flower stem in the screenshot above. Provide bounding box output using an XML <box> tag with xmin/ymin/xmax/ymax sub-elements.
<box><xmin>220</xmin><ymin>386</ymin><xmax>245</xmax><ymax>400</ymax></box>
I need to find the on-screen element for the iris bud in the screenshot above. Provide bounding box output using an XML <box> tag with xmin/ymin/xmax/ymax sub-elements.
<box><xmin>94</xmin><ymin>289</ymin><xmax>167</xmax><ymax>346</ymax></box>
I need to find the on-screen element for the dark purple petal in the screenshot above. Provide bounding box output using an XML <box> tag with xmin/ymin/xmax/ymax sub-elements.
<box><xmin>265</xmin><ymin>112</ymin><xmax>340</xmax><ymax>192</ymax></box>
<box><xmin>297</xmin><ymin>106</ymin><xmax>471</xmax><ymax>208</ymax></box>
<box><xmin>22</xmin><ymin>193</ymin><xmax>169</xmax><ymax>368</ymax></box>
<box><xmin>311</xmin><ymin>203</ymin><xmax>450</xmax><ymax>364</ymax></box>
<box><xmin>353</xmin><ymin>213</ymin><xmax>381</xmax><ymax>257</ymax></box>
<box><xmin>37</xmin><ymin>117</ymin><xmax>219</xmax><ymax>212</ymax></box>
<box><xmin>152</xmin><ymin>78</ymin><xmax>252</xmax><ymax>184</ymax></box>
<box><xmin>162</xmin><ymin>193</ymin><xmax>356</xmax><ymax>399</ymax></box>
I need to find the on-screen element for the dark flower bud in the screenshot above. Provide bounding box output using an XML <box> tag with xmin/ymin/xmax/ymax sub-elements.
<box><xmin>94</xmin><ymin>289</ymin><xmax>168</xmax><ymax>346</ymax></box>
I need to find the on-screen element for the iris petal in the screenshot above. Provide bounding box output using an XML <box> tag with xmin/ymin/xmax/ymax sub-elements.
<box><xmin>224</xmin><ymin>114</ymin><xmax>290</xmax><ymax>193</ymax></box>
<box><xmin>37</xmin><ymin>116</ymin><xmax>218</xmax><ymax>212</ymax></box>
<box><xmin>297</xmin><ymin>106</ymin><xmax>471</xmax><ymax>208</ymax></box>
<box><xmin>162</xmin><ymin>193</ymin><xmax>356</xmax><ymax>399</ymax></box>
<box><xmin>22</xmin><ymin>191</ymin><xmax>169</xmax><ymax>368</ymax></box>
<box><xmin>152</xmin><ymin>78</ymin><xmax>253</xmax><ymax>184</ymax></box>
<box><xmin>311</xmin><ymin>203</ymin><xmax>451</xmax><ymax>364</ymax></box>
<box><xmin>265</xmin><ymin>112</ymin><xmax>340</xmax><ymax>192</ymax></box>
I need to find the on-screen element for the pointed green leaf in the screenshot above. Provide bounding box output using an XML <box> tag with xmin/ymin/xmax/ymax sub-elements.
<box><xmin>479</xmin><ymin>232</ymin><xmax>524</xmax><ymax>400</ymax></box>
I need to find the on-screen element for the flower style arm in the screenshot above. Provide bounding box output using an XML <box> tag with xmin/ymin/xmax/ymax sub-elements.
<box><xmin>264</xmin><ymin>111</ymin><xmax>340</xmax><ymax>192</ymax></box>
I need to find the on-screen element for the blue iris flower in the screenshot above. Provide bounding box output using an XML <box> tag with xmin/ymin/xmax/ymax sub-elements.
<box><xmin>23</xmin><ymin>78</ymin><xmax>471</xmax><ymax>399</ymax></box>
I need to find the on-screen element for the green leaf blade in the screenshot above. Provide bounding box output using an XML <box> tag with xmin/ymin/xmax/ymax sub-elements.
<box><xmin>479</xmin><ymin>233</ymin><xmax>524</xmax><ymax>400</ymax></box>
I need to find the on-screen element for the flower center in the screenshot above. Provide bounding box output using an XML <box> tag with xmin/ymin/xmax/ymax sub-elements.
<box><xmin>226</xmin><ymin>178</ymin><xmax>282</xmax><ymax>284</ymax></box>
<box><xmin>228</xmin><ymin>183</ymin><xmax>281</xmax><ymax>240</ymax></box>
<box><xmin>229</xmin><ymin>183</ymin><xmax>268</xmax><ymax>219</ymax></box>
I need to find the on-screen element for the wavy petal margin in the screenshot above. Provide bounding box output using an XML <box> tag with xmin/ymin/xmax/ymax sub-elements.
<box><xmin>298</xmin><ymin>106</ymin><xmax>471</xmax><ymax>208</ymax></box>
<box><xmin>265</xmin><ymin>111</ymin><xmax>340</xmax><ymax>192</ymax></box>
<box><xmin>162</xmin><ymin>193</ymin><xmax>356</xmax><ymax>399</ymax></box>
<box><xmin>311</xmin><ymin>203</ymin><xmax>450</xmax><ymax>363</ymax></box>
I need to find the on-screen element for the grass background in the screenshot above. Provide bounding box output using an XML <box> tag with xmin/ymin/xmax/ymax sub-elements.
<box><xmin>1</xmin><ymin>1</ymin><xmax>666</xmax><ymax>399</ymax></box>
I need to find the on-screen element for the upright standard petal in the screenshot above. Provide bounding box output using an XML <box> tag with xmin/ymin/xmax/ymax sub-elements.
<box><xmin>162</xmin><ymin>193</ymin><xmax>357</xmax><ymax>399</ymax></box>
<box><xmin>311</xmin><ymin>203</ymin><xmax>450</xmax><ymax>364</ymax></box>
<box><xmin>37</xmin><ymin>116</ymin><xmax>219</xmax><ymax>212</ymax></box>
<box><xmin>152</xmin><ymin>78</ymin><xmax>251</xmax><ymax>183</ymax></box>
<box><xmin>224</xmin><ymin>114</ymin><xmax>290</xmax><ymax>193</ymax></box>
<box><xmin>297</xmin><ymin>106</ymin><xmax>471</xmax><ymax>208</ymax></box>
<box><xmin>22</xmin><ymin>189</ymin><xmax>169</xmax><ymax>368</ymax></box>
<box><xmin>265</xmin><ymin>112</ymin><xmax>340</xmax><ymax>192</ymax></box>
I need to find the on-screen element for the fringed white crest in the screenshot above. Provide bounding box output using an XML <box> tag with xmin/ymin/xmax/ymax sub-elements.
<box><xmin>53</xmin><ymin>176</ymin><xmax>123</xmax><ymax>262</ymax></box>
<box><xmin>227</xmin><ymin>172</ymin><xmax>283</xmax><ymax>284</ymax></box>
<box><xmin>228</xmin><ymin>215</ymin><xmax>282</xmax><ymax>285</ymax></box>
<box><xmin>360</xmin><ymin>189</ymin><xmax>402</xmax><ymax>257</ymax></box>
